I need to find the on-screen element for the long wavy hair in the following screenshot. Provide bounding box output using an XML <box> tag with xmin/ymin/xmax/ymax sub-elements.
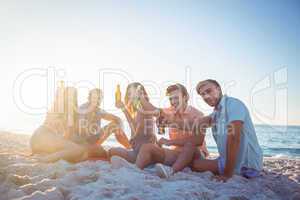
<box><xmin>124</xmin><ymin>82</ymin><xmax>149</xmax><ymax>118</ymax></box>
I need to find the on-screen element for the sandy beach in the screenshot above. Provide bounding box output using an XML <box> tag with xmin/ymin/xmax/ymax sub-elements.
<box><xmin>0</xmin><ymin>131</ymin><xmax>299</xmax><ymax>200</ymax></box>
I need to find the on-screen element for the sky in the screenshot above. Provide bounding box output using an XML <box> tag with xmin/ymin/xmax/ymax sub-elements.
<box><xmin>0</xmin><ymin>0</ymin><xmax>299</xmax><ymax>134</ymax></box>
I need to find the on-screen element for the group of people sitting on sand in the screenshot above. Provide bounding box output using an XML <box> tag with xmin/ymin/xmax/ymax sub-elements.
<box><xmin>30</xmin><ymin>79</ymin><xmax>263</xmax><ymax>181</ymax></box>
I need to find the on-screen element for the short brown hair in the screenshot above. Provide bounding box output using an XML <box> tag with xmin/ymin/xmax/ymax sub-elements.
<box><xmin>166</xmin><ymin>83</ymin><xmax>189</xmax><ymax>97</ymax></box>
<box><xmin>196</xmin><ymin>79</ymin><xmax>221</xmax><ymax>94</ymax></box>
<box><xmin>88</xmin><ymin>88</ymin><xmax>102</xmax><ymax>101</ymax></box>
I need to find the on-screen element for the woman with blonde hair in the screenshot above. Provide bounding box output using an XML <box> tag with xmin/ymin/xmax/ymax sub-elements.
<box><xmin>30</xmin><ymin>87</ymin><xmax>106</xmax><ymax>162</ymax></box>
<box><xmin>109</xmin><ymin>82</ymin><xmax>156</xmax><ymax>163</ymax></box>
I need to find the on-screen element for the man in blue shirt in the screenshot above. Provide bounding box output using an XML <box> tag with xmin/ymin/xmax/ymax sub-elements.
<box><xmin>160</xmin><ymin>79</ymin><xmax>263</xmax><ymax>181</ymax></box>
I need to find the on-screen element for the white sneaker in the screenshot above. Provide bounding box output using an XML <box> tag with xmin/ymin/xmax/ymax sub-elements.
<box><xmin>110</xmin><ymin>156</ymin><xmax>135</xmax><ymax>170</ymax></box>
<box><xmin>155</xmin><ymin>163</ymin><xmax>174</xmax><ymax>178</ymax></box>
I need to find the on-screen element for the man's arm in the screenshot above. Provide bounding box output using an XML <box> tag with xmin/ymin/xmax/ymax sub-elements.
<box><xmin>138</xmin><ymin>94</ymin><xmax>160</xmax><ymax>116</ymax></box>
<box><xmin>99</xmin><ymin>111</ymin><xmax>143</xmax><ymax>140</ymax></box>
<box><xmin>169</xmin><ymin>133</ymin><xmax>205</xmax><ymax>146</ymax></box>
<box><xmin>223</xmin><ymin>121</ymin><xmax>242</xmax><ymax>178</ymax></box>
<box><xmin>139</xmin><ymin>93</ymin><xmax>213</xmax><ymax>132</ymax></box>
<box><xmin>99</xmin><ymin>112</ymin><xmax>122</xmax><ymax>124</ymax></box>
<box><xmin>168</xmin><ymin>115</ymin><xmax>213</xmax><ymax>133</ymax></box>
<box><xmin>137</xmin><ymin>87</ymin><xmax>213</xmax><ymax>132</ymax></box>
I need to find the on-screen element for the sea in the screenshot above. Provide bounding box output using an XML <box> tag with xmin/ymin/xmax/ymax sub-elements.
<box><xmin>4</xmin><ymin>124</ymin><xmax>299</xmax><ymax>158</ymax></box>
<box><xmin>204</xmin><ymin>124</ymin><xmax>300</xmax><ymax>158</ymax></box>
<box><xmin>106</xmin><ymin>124</ymin><xmax>300</xmax><ymax>158</ymax></box>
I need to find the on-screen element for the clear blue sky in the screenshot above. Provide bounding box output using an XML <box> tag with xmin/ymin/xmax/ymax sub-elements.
<box><xmin>0</xmin><ymin>0</ymin><xmax>299</xmax><ymax>133</ymax></box>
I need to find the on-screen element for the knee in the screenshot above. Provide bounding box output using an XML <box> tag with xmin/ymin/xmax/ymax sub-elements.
<box><xmin>108</xmin><ymin>147</ymin><xmax>116</xmax><ymax>157</ymax></box>
<box><xmin>88</xmin><ymin>145</ymin><xmax>107</xmax><ymax>158</ymax></box>
<box><xmin>108</xmin><ymin>147</ymin><xmax>122</xmax><ymax>157</ymax></box>
<box><xmin>183</xmin><ymin>141</ymin><xmax>196</xmax><ymax>151</ymax></box>
<box><xmin>190</xmin><ymin>161</ymin><xmax>197</xmax><ymax>171</ymax></box>
<box><xmin>139</xmin><ymin>143</ymin><xmax>155</xmax><ymax>153</ymax></box>
<box><xmin>106</xmin><ymin>121</ymin><xmax>121</xmax><ymax>133</ymax></box>
<box><xmin>190</xmin><ymin>159</ymin><xmax>201</xmax><ymax>172</ymax></box>
<box><xmin>105</xmin><ymin>122</ymin><xmax>114</xmax><ymax>131</ymax></box>
<box><xmin>65</xmin><ymin>141</ymin><xmax>83</xmax><ymax>151</ymax></box>
<box><xmin>110</xmin><ymin>117</ymin><xmax>122</xmax><ymax>127</ymax></box>
<box><xmin>30</xmin><ymin>137</ymin><xmax>39</xmax><ymax>153</ymax></box>
<box><xmin>73</xmin><ymin>145</ymin><xmax>86</xmax><ymax>154</ymax></box>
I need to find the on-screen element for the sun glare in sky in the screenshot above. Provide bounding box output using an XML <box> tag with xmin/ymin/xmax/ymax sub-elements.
<box><xmin>1</xmin><ymin>1</ymin><xmax>299</xmax><ymax>133</ymax></box>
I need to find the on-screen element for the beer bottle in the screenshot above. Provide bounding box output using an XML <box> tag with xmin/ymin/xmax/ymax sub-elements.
<box><xmin>115</xmin><ymin>84</ymin><xmax>121</xmax><ymax>103</ymax></box>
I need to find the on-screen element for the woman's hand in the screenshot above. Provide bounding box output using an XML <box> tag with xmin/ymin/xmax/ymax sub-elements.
<box><xmin>158</xmin><ymin>138</ymin><xmax>172</xmax><ymax>147</ymax></box>
<box><xmin>115</xmin><ymin>100</ymin><xmax>125</xmax><ymax>110</ymax></box>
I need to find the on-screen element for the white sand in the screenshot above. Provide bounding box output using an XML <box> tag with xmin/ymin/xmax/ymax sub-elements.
<box><xmin>0</xmin><ymin>132</ymin><xmax>299</xmax><ymax>200</ymax></box>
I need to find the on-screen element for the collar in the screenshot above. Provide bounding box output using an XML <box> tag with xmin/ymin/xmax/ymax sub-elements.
<box><xmin>214</xmin><ymin>95</ymin><xmax>226</xmax><ymax>112</ymax></box>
